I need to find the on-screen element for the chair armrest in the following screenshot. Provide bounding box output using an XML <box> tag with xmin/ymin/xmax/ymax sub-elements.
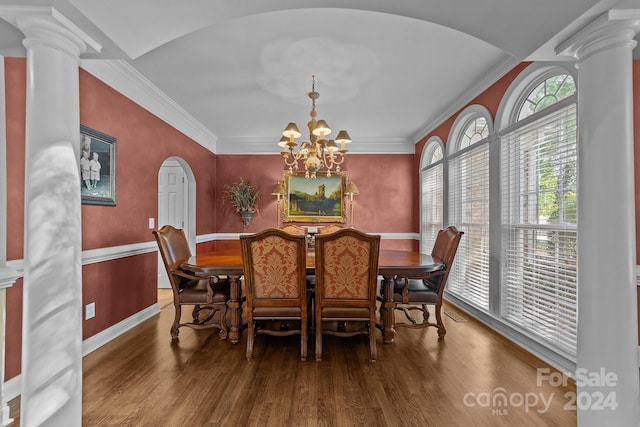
<box><xmin>394</xmin><ymin>270</ymin><xmax>447</xmax><ymax>304</ymax></box>
<box><xmin>171</xmin><ymin>269</ymin><xmax>227</xmax><ymax>302</ymax></box>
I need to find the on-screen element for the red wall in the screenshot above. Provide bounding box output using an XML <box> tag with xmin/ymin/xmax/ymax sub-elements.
<box><xmin>5</xmin><ymin>59</ymin><xmax>25</xmax><ymax>260</ymax></box>
<box><xmin>213</xmin><ymin>153</ymin><xmax>415</xmax><ymax>239</ymax></box>
<box><xmin>79</xmin><ymin>71</ymin><xmax>218</xmax><ymax>246</ymax></box>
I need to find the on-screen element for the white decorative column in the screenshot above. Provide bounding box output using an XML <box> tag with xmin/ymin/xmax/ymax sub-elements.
<box><xmin>557</xmin><ymin>9</ymin><xmax>640</xmax><ymax>427</ymax></box>
<box><xmin>0</xmin><ymin>269</ymin><xmax>19</xmax><ymax>426</ymax></box>
<box><xmin>0</xmin><ymin>6</ymin><xmax>99</xmax><ymax>427</ymax></box>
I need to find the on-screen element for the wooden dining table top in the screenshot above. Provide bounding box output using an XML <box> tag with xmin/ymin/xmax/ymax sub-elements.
<box><xmin>181</xmin><ymin>247</ymin><xmax>444</xmax><ymax>277</ymax></box>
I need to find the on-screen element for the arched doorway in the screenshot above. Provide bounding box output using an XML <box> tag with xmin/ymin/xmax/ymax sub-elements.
<box><xmin>157</xmin><ymin>157</ymin><xmax>196</xmax><ymax>288</ymax></box>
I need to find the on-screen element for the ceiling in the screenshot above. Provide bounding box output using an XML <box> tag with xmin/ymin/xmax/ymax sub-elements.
<box><xmin>0</xmin><ymin>0</ymin><xmax>637</xmax><ymax>155</ymax></box>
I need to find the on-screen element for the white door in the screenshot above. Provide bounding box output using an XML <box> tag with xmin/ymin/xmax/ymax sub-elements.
<box><xmin>157</xmin><ymin>160</ymin><xmax>186</xmax><ymax>288</ymax></box>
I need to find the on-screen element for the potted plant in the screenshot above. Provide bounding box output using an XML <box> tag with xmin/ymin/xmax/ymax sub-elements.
<box><xmin>222</xmin><ymin>178</ymin><xmax>259</xmax><ymax>227</ymax></box>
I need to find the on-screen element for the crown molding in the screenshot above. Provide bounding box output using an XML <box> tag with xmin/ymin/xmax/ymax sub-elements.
<box><xmin>80</xmin><ymin>59</ymin><xmax>218</xmax><ymax>153</ymax></box>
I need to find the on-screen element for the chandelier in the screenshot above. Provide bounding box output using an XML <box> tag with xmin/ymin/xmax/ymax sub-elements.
<box><xmin>278</xmin><ymin>75</ymin><xmax>351</xmax><ymax>179</ymax></box>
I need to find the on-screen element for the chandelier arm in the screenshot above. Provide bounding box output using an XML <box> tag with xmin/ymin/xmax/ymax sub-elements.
<box><xmin>319</xmin><ymin>150</ymin><xmax>333</xmax><ymax>169</ymax></box>
<box><xmin>321</xmin><ymin>150</ymin><xmax>347</xmax><ymax>168</ymax></box>
<box><xmin>331</xmin><ymin>154</ymin><xmax>346</xmax><ymax>166</ymax></box>
<box><xmin>282</xmin><ymin>154</ymin><xmax>298</xmax><ymax>167</ymax></box>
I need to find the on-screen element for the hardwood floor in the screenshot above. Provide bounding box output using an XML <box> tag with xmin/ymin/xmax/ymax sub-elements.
<box><xmin>8</xmin><ymin>290</ymin><xmax>576</xmax><ymax>426</ymax></box>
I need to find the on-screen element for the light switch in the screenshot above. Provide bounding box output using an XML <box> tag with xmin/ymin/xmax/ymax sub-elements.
<box><xmin>149</xmin><ymin>218</ymin><xmax>155</xmax><ymax>229</ymax></box>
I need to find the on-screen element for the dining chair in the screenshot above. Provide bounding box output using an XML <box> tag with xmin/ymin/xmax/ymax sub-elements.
<box><xmin>314</xmin><ymin>228</ymin><xmax>381</xmax><ymax>362</ymax></box>
<box><xmin>279</xmin><ymin>224</ymin><xmax>307</xmax><ymax>235</ymax></box>
<box><xmin>383</xmin><ymin>226</ymin><xmax>463</xmax><ymax>338</ymax></box>
<box><xmin>240</xmin><ymin>228</ymin><xmax>309</xmax><ymax>361</ymax></box>
<box><xmin>317</xmin><ymin>224</ymin><xmax>344</xmax><ymax>235</ymax></box>
<box><xmin>153</xmin><ymin>225</ymin><xmax>229</xmax><ymax>339</ymax></box>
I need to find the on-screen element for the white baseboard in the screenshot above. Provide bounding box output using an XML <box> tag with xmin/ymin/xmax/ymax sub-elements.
<box><xmin>82</xmin><ymin>303</ymin><xmax>160</xmax><ymax>356</ymax></box>
<box><xmin>3</xmin><ymin>302</ymin><xmax>160</xmax><ymax>403</ymax></box>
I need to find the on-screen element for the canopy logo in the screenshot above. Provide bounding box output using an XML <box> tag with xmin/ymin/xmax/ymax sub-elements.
<box><xmin>463</xmin><ymin>368</ymin><xmax>619</xmax><ymax>415</ymax></box>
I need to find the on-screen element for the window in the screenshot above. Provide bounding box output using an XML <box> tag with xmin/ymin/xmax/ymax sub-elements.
<box><xmin>517</xmin><ymin>75</ymin><xmax>576</xmax><ymax>121</ymax></box>
<box><xmin>420</xmin><ymin>140</ymin><xmax>444</xmax><ymax>253</ymax></box>
<box><xmin>500</xmin><ymin>73</ymin><xmax>577</xmax><ymax>356</ymax></box>
<box><xmin>447</xmin><ymin>110</ymin><xmax>491</xmax><ymax>311</ymax></box>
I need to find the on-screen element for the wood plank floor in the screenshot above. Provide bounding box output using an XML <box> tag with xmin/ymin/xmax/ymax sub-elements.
<box><xmin>8</xmin><ymin>290</ymin><xmax>576</xmax><ymax>426</ymax></box>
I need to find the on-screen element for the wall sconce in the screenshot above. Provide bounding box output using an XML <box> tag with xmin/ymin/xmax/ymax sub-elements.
<box><xmin>271</xmin><ymin>181</ymin><xmax>286</xmax><ymax>226</ymax></box>
<box><xmin>344</xmin><ymin>181</ymin><xmax>359</xmax><ymax>228</ymax></box>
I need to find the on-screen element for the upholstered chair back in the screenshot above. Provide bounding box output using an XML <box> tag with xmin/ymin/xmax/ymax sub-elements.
<box><xmin>247</xmin><ymin>234</ymin><xmax>305</xmax><ymax>300</ymax></box>
<box><xmin>320</xmin><ymin>235</ymin><xmax>375</xmax><ymax>300</ymax></box>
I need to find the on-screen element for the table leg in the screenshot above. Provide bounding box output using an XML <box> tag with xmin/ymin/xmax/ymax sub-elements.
<box><xmin>381</xmin><ymin>275</ymin><xmax>396</xmax><ymax>343</ymax></box>
<box><xmin>227</xmin><ymin>274</ymin><xmax>243</xmax><ymax>344</ymax></box>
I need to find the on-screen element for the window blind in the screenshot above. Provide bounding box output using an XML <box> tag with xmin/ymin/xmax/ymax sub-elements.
<box><xmin>500</xmin><ymin>103</ymin><xmax>577</xmax><ymax>356</ymax></box>
<box><xmin>447</xmin><ymin>143</ymin><xmax>490</xmax><ymax>310</ymax></box>
<box><xmin>421</xmin><ymin>163</ymin><xmax>443</xmax><ymax>253</ymax></box>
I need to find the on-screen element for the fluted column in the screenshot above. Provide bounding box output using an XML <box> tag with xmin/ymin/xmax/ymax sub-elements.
<box><xmin>557</xmin><ymin>10</ymin><xmax>640</xmax><ymax>427</ymax></box>
<box><xmin>0</xmin><ymin>6</ymin><xmax>98</xmax><ymax>426</ymax></box>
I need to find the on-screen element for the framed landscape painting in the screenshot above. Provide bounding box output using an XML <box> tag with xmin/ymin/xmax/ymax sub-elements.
<box><xmin>80</xmin><ymin>125</ymin><xmax>117</xmax><ymax>206</ymax></box>
<box><xmin>283</xmin><ymin>172</ymin><xmax>346</xmax><ymax>223</ymax></box>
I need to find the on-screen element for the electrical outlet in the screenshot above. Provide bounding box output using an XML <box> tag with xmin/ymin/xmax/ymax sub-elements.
<box><xmin>85</xmin><ymin>302</ymin><xmax>95</xmax><ymax>320</ymax></box>
<box><xmin>149</xmin><ymin>218</ymin><xmax>155</xmax><ymax>229</ymax></box>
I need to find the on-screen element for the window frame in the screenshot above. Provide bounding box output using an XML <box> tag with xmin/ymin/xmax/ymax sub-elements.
<box><xmin>445</xmin><ymin>105</ymin><xmax>493</xmax><ymax>311</ymax></box>
<box><xmin>419</xmin><ymin>138</ymin><xmax>445</xmax><ymax>254</ymax></box>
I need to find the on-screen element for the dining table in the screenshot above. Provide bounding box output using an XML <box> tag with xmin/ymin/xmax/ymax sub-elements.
<box><xmin>180</xmin><ymin>246</ymin><xmax>444</xmax><ymax>344</ymax></box>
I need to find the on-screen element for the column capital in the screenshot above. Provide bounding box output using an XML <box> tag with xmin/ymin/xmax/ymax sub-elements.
<box><xmin>0</xmin><ymin>5</ymin><xmax>101</xmax><ymax>60</ymax></box>
<box><xmin>556</xmin><ymin>9</ymin><xmax>640</xmax><ymax>64</ymax></box>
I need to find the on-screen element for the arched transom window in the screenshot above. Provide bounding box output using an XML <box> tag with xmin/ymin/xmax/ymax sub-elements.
<box><xmin>459</xmin><ymin>117</ymin><xmax>489</xmax><ymax>149</ymax></box>
<box><xmin>518</xmin><ymin>74</ymin><xmax>576</xmax><ymax>121</ymax></box>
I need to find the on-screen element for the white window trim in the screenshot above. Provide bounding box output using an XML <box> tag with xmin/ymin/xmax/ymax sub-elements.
<box><xmin>445</xmin><ymin>105</ymin><xmax>493</xmax><ymax>311</ymax></box>
<box><xmin>420</xmin><ymin>137</ymin><xmax>445</xmax><ymax>254</ymax></box>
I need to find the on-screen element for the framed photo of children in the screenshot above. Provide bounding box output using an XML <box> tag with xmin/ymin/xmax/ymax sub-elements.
<box><xmin>80</xmin><ymin>125</ymin><xmax>117</xmax><ymax>206</ymax></box>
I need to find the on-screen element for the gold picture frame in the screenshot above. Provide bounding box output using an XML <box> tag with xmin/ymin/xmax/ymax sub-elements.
<box><xmin>283</xmin><ymin>172</ymin><xmax>346</xmax><ymax>223</ymax></box>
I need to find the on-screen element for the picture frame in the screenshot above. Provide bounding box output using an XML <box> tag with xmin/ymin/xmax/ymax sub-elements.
<box><xmin>283</xmin><ymin>172</ymin><xmax>346</xmax><ymax>223</ymax></box>
<box><xmin>80</xmin><ymin>125</ymin><xmax>117</xmax><ymax>206</ymax></box>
